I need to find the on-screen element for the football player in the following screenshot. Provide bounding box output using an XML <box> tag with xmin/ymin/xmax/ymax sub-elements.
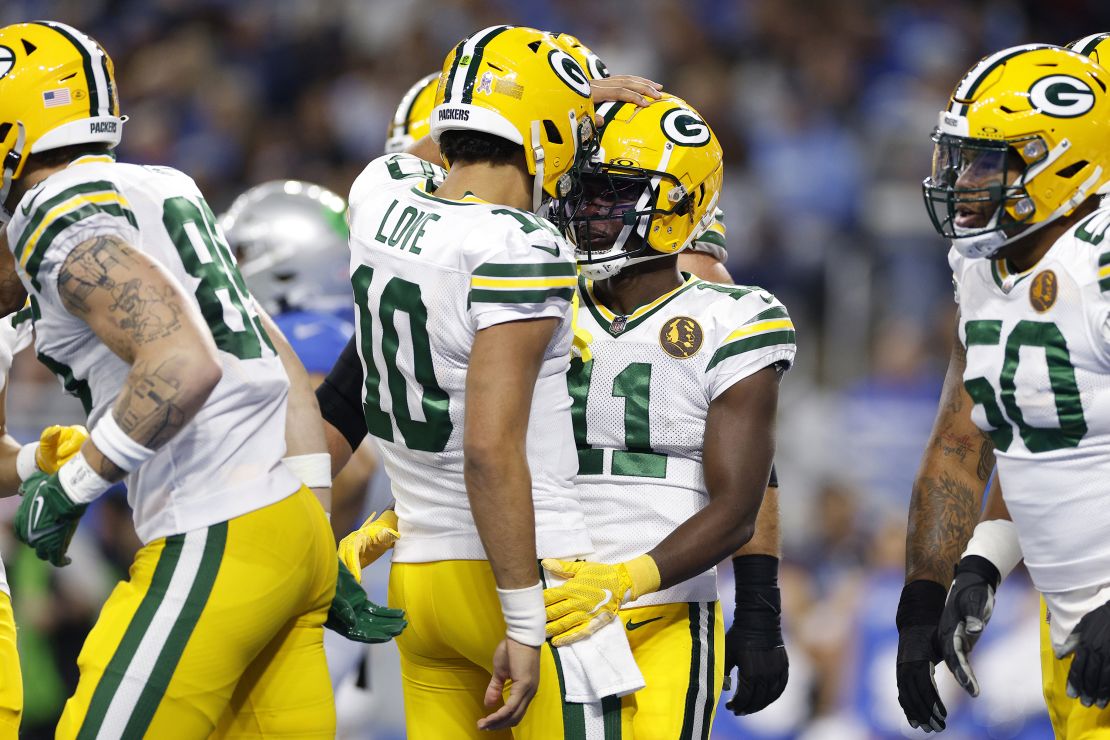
<box><xmin>902</xmin><ymin>44</ymin><xmax>1110</xmax><ymax>737</ymax></box>
<box><xmin>0</xmin><ymin>21</ymin><xmax>401</xmax><ymax>738</ymax></box>
<box><xmin>541</xmin><ymin>94</ymin><xmax>793</xmax><ymax>738</ymax></box>
<box><xmin>335</xmin><ymin>25</ymin><xmax>604</xmax><ymax>737</ymax></box>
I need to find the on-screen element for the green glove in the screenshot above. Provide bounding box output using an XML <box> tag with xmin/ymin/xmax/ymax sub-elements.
<box><xmin>325</xmin><ymin>559</ymin><xmax>406</xmax><ymax>643</ymax></box>
<box><xmin>15</xmin><ymin>471</ymin><xmax>87</xmax><ymax>567</ymax></box>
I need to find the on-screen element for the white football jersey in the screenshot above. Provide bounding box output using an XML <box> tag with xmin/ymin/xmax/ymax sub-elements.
<box><xmin>0</xmin><ymin>313</ymin><xmax>31</xmax><ymax>596</ymax></box>
<box><xmin>951</xmin><ymin>206</ymin><xmax>1110</xmax><ymax>647</ymax></box>
<box><xmin>4</xmin><ymin>155</ymin><xmax>300</xmax><ymax>544</ymax></box>
<box><xmin>347</xmin><ymin>153</ymin><xmax>589</xmax><ymax>563</ymax></box>
<box><xmin>571</xmin><ymin>274</ymin><xmax>795</xmax><ymax>607</ymax></box>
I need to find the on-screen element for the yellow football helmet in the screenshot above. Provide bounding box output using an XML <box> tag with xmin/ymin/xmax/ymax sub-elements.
<box><xmin>924</xmin><ymin>44</ymin><xmax>1110</xmax><ymax>259</ymax></box>
<box><xmin>1067</xmin><ymin>33</ymin><xmax>1110</xmax><ymax>67</ymax></box>
<box><xmin>0</xmin><ymin>22</ymin><xmax>123</xmax><ymax>216</ymax></box>
<box><xmin>555</xmin><ymin>95</ymin><xmax>723</xmax><ymax>279</ymax></box>
<box><xmin>546</xmin><ymin>32</ymin><xmax>609</xmax><ymax>81</ymax></box>
<box><xmin>431</xmin><ymin>25</ymin><xmax>598</xmax><ymax>211</ymax></box>
<box><xmin>384</xmin><ymin>72</ymin><xmax>439</xmax><ymax>154</ymax></box>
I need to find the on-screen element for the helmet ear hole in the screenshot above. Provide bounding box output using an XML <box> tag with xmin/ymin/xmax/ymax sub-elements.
<box><xmin>542</xmin><ymin>119</ymin><xmax>563</xmax><ymax>145</ymax></box>
<box><xmin>1056</xmin><ymin>160</ymin><xmax>1088</xmax><ymax>178</ymax></box>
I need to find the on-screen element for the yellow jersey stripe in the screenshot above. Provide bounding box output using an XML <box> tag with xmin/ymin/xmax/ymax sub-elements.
<box><xmin>471</xmin><ymin>276</ymin><xmax>578</xmax><ymax>289</ymax></box>
<box><xmin>20</xmin><ymin>191</ymin><xmax>132</xmax><ymax>267</ymax></box>
<box><xmin>723</xmin><ymin>319</ymin><xmax>795</xmax><ymax>344</ymax></box>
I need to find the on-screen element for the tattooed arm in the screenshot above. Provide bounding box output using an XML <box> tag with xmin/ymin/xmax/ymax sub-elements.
<box><xmin>896</xmin><ymin>311</ymin><xmax>995</xmax><ymax>732</ymax></box>
<box><xmin>0</xmin><ymin>229</ymin><xmax>28</xmax><ymax>316</ymax></box>
<box><xmin>906</xmin><ymin>314</ymin><xmax>995</xmax><ymax>586</ymax></box>
<box><xmin>56</xmin><ymin>234</ymin><xmax>222</xmax><ymax>481</ymax></box>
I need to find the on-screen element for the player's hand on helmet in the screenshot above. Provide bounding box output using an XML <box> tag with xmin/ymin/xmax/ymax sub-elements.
<box><xmin>1062</xmin><ymin>600</ymin><xmax>1110</xmax><ymax>708</ymax></box>
<box><xmin>36</xmin><ymin>424</ymin><xmax>89</xmax><ymax>474</ymax></box>
<box><xmin>725</xmin><ymin>555</ymin><xmax>788</xmax><ymax>715</ymax></box>
<box><xmin>15</xmin><ymin>471</ymin><xmax>87</xmax><ymax>567</ymax></box>
<box><xmin>337</xmin><ymin>510</ymin><xmax>399</xmax><ymax>583</ymax></box>
<box><xmin>939</xmin><ymin>555</ymin><xmax>1000</xmax><ymax>698</ymax></box>
<box><xmin>896</xmin><ymin>580</ymin><xmax>948</xmax><ymax>733</ymax></box>
<box><xmin>325</xmin><ymin>559</ymin><xmax>406</xmax><ymax>643</ymax></box>
<box><xmin>478</xmin><ymin>637</ymin><xmax>541</xmax><ymax>731</ymax></box>
<box><xmin>542</xmin><ymin>555</ymin><xmax>659</xmax><ymax>647</ymax></box>
<box><xmin>590</xmin><ymin>75</ymin><xmax>662</xmax><ymax>107</ymax></box>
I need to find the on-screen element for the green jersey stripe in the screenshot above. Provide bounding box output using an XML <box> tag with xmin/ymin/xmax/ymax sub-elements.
<box><xmin>706</xmin><ymin>330</ymin><xmax>796</xmax><ymax>371</ymax></box>
<box><xmin>679</xmin><ymin>603</ymin><xmax>703</xmax><ymax>740</ymax></box>
<box><xmin>695</xmin><ymin>229</ymin><xmax>725</xmax><ymax>248</ymax></box>
<box><xmin>1100</xmin><ymin>277</ymin><xmax>1110</xmax><ymax>293</ymax></box>
<box><xmin>473</xmin><ymin>262</ymin><xmax>576</xmax><ymax>278</ymax></box>
<box><xmin>122</xmin><ymin>523</ymin><xmax>228</xmax><ymax>737</ymax></box>
<box><xmin>602</xmin><ymin>694</ymin><xmax>623</xmax><ymax>739</ymax></box>
<box><xmin>15</xmin><ymin>180</ymin><xmax>123</xmax><ymax>258</ymax></box>
<box><xmin>544</xmin><ymin>564</ymin><xmax>589</xmax><ymax>740</ymax></box>
<box><xmin>36</xmin><ymin>350</ymin><xmax>93</xmax><ymax>414</ymax></box>
<box><xmin>77</xmin><ymin>535</ymin><xmax>186</xmax><ymax>739</ymax></box>
<box><xmin>747</xmin><ymin>306</ymin><xmax>789</xmax><ymax>323</ymax></box>
<box><xmin>23</xmin><ymin>202</ymin><xmax>138</xmax><ymax>288</ymax></box>
<box><xmin>470</xmin><ymin>287</ymin><xmax>573</xmax><ymax>303</ymax></box>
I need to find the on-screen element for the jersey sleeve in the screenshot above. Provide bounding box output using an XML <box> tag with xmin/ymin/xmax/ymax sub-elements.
<box><xmin>8</xmin><ymin>176</ymin><xmax>139</xmax><ymax>295</ymax></box>
<box><xmin>349</xmin><ymin>153</ymin><xmax>447</xmax><ymax>213</ymax></box>
<box><xmin>467</xmin><ymin>219</ymin><xmax>577</xmax><ymax>331</ymax></box>
<box><xmin>687</xmin><ymin>207</ymin><xmax>727</xmax><ymax>263</ymax></box>
<box><xmin>705</xmin><ymin>289</ymin><xmax>796</xmax><ymax>400</ymax></box>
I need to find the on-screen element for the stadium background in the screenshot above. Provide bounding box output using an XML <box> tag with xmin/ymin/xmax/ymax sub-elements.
<box><xmin>3</xmin><ymin>0</ymin><xmax>1110</xmax><ymax>737</ymax></box>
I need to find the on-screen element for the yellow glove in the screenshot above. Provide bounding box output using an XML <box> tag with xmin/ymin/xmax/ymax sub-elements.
<box><xmin>36</xmin><ymin>425</ymin><xmax>89</xmax><ymax>474</ymax></box>
<box><xmin>337</xmin><ymin>510</ymin><xmax>400</xmax><ymax>584</ymax></box>
<box><xmin>541</xmin><ymin>554</ymin><xmax>660</xmax><ymax>647</ymax></box>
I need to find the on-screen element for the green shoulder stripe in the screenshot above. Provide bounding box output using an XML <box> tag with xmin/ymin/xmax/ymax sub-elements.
<box><xmin>470</xmin><ymin>287</ymin><xmax>574</xmax><ymax>304</ymax></box>
<box><xmin>473</xmin><ymin>262</ymin><xmax>575</xmax><ymax>278</ymax></box>
<box><xmin>23</xmin><ymin>202</ymin><xmax>138</xmax><ymax>288</ymax></box>
<box><xmin>16</xmin><ymin>180</ymin><xmax>124</xmax><ymax>258</ymax></box>
<box><xmin>706</xmin><ymin>329</ymin><xmax>796</xmax><ymax>371</ymax></box>
<box><xmin>747</xmin><ymin>306</ymin><xmax>789</xmax><ymax>323</ymax></box>
<box><xmin>695</xmin><ymin>229</ymin><xmax>725</xmax><ymax>247</ymax></box>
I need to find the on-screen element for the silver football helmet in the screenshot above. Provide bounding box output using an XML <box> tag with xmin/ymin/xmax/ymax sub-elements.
<box><xmin>220</xmin><ymin>181</ymin><xmax>351</xmax><ymax>314</ymax></box>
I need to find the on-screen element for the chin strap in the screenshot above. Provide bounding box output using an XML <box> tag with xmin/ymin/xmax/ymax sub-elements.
<box><xmin>0</xmin><ymin>123</ymin><xmax>27</xmax><ymax>229</ymax></box>
<box><xmin>530</xmin><ymin>120</ymin><xmax>545</xmax><ymax>213</ymax></box>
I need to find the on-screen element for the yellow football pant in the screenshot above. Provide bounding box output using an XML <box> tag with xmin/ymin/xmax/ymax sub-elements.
<box><xmin>391</xmin><ymin>560</ymin><xmax>617</xmax><ymax>740</ymax></box>
<box><xmin>57</xmin><ymin>486</ymin><xmax>337</xmax><ymax>739</ymax></box>
<box><xmin>0</xmin><ymin>591</ymin><xmax>21</xmax><ymax>737</ymax></box>
<box><xmin>617</xmin><ymin>601</ymin><xmax>724</xmax><ymax>740</ymax></box>
<box><xmin>1042</xmin><ymin>598</ymin><xmax>1110</xmax><ymax>738</ymax></box>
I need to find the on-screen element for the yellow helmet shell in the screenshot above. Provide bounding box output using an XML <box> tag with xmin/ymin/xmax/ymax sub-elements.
<box><xmin>384</xmin><ymin>72</ymin><xmax>439</xmax><ymax>154</ymax></box>
<box><xmin>0</xmin><ymin>22</ymin><xmax>123</xmax><ymax>182</ymax></box>
<box><xmin>431</xmin><ymin>26</ymin><xmax>597</xmax><ymax>202</ymax></box>
<box><xmin>939</xmin><ymin>44</ymin><xmax>1110</xmax><ymax>228</ymax></box>
<box><xmin>596</xmin><ymin>95</ymin><xmax>723</xmax><ymax>255</ymax></box>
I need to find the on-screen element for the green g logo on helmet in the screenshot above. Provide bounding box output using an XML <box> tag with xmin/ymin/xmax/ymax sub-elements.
<box><xmin>547</xmin><ymin>50</ymin><xmax>591</xmax><ymax>97</ymax></box>
<box><xmin>660</xmin><ymin>107</ymin><xmax>711</xmax><ymax>146</ymax></box>
<box><xmin>1029</xmin><ymin>75</ymin><xmax>1095</xmax><ymax>118</ymax></box>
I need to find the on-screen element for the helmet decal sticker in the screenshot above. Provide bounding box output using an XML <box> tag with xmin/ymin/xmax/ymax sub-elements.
<box><xmin>0</xmin><ymin>46</ymin><xmax>14</xmax><ymax>80</ymax></box>
<box><xmin>548</xmin><ymin>50</ymin><xmax>591</xmax><ymax>97</ymax></box>
<box><xmin>1029</xmin><ymin>75</ymin><xmax>1095</xmax><ymax>118</ymax></box>
<box><xmin>661</xmin><ymin>107</ymin><xmax>711</xmax><ymax>146</ymax></box>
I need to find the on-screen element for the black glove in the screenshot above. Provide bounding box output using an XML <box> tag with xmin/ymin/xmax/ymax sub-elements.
<box><xmin>896</xmin><ymin>579</ymin><xmax>947</xmax><ymax>733</ymax></box>
<box><xmin>325</xmin><ymin>559</ymin><xmax>407</xmax><ymax>643</ymax></box>
<box><xmin>938</xmin><ymin>555</ymin><xmax>999</xmax><ymax>698</ymax></box>
<box><xmin>1064</xmin><ymin>600</ymin><xmax>1110</xmax><ymax>708</ymax></box>
<box><xmin>724</xmin><ymin>555</ymin><xmax>788</xmax><ymax>715</ymax></box>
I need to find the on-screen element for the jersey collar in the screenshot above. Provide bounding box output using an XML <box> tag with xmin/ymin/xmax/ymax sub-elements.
<box><xmin>579</xmin><ymin>273</ymin><xmax>700</xmax><ymax>338</ymax></box>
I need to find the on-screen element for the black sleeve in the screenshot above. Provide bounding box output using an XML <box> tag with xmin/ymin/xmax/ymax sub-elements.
<box><xmin>767</xmin><ymin>462</ymin><xmax>778</xmax><ymax>489</ymax></box>
<box><xmin>315</xmin><ymin>335</ymin><xmax>368</xmax><ymax>452</ymax></box>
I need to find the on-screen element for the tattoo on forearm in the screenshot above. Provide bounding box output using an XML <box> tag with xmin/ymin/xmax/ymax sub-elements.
<box><xmin>976</xmin><ymin>439</ymin><xmax>996</xmax><ymax>482</ymax></box>
<box><xmin>58</xmin><ymin>235</ymin><xmax>183</xmax><ymax>344</ymax></box>
<box><xmin>906</xmin><ymin>472</ymin><xmax>979</xmax><ymax>583</ymax></box>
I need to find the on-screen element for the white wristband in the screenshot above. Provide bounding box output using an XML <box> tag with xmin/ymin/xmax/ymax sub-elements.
<box><xmin>57</xmin><ymin>453</ymin><xmax>113</xmax><ymax>504</ymax></box>
<box><xmin>497</xmin><ymin>582</ymin><xmax>546</xmax><ymax>647</ymax></box>
<box><xmin>963</xmin><ymin>519</ymin><xmax>1023</xmax><ymax>581</ymax></box>
<box><xmin>90</xmin><ymin>413</ymin><xmax>155</xmax><ymax>473</ymax></box>
<box><xmin>282</xmin><ymin>453</ymin><xmax>332</xmax><ymax>489</ymax></box>
<box><xmin>16</xmin><ymin>443</ymin><xmax>40</xmax><ymax>482</ymax></box>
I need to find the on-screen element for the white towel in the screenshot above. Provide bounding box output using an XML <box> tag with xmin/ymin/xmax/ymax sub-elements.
<box><xmin>545</xmin><ymin>569</ymin><xmax>645</xmax><ymax>703</ymax></box>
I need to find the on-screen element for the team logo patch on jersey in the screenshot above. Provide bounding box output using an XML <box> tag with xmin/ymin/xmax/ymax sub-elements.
<box><xmin>659</xmin><ymin>316</ymin><xmax>703</xmax><ymax>358</ymax></box>
<box><xmin>1030</xmin><ymin>270</ymin><xmax>1058</xmax><ymax>312</ymax></box>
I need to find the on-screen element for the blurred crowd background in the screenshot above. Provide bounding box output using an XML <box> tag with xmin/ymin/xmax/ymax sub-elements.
<box><xmin>4</xmin><ymin>0</ymin><xmax>1110</xmax><ymax>737</ymax></box>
